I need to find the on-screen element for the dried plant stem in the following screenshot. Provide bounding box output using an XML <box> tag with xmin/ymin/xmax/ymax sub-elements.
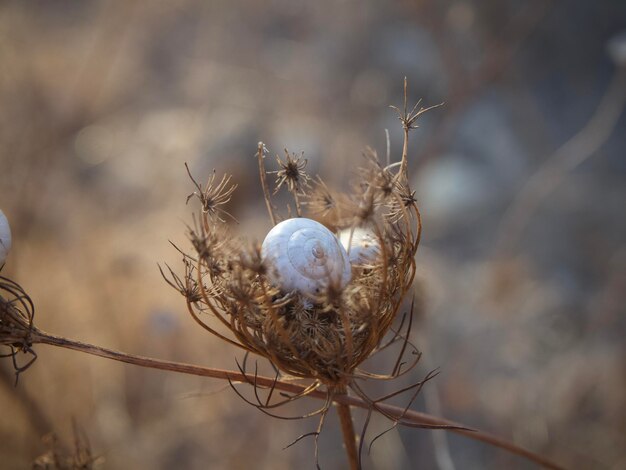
<box><xmin>257</xmin><ymin>141</ymin><xmax>277</xmax><ymax>226</ymax></box>
<box><xmin>292</xmin><ymin>190</ymin><xmax>302</xmax><ymax>217</ymax></box>
<box><xmin>394</xmin><ymin>77</ymin><xmax>442</xmax><ymax>181</ymax></box>
<box><xmin>399</xmin><ymin>78</ymin><xmax>410</xmax><ymax>178</ymax></box>
<box><xmin>335</xmin><ymin>394</ymin><xmax>359</xmax><ymax>470</ymax></box>
<box><xmin>29</xmin><ymin>330</ymin><xmax>564</xmax><ymax>470</ymax></box>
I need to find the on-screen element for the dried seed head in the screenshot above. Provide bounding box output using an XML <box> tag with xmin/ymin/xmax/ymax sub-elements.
<box><xmin>159</xmin><ymin>261</ymin><xmax>204</xmax><ymax>303</ymax></box>
<box><xmin>237</xmin><ymin>242</ymin><xmax>266</xmax><ymax>276</ymax></box>
<box><xmin>361</xmin><ymin>149</ymin><xmax>396</xmax><ymax>199</ymax></box>
<box><xmin>270</xmin><ymin>149</ymin><xmax>312</xmax><ymax>196</ymax></box>
<box><xmin>386</xmin><ymin>178</ymin><xmax>418</xmax><ymax>223</ymax></box>
<box><xmin>304</xmin><ymin>176</ymin><xmax>337</xmax><ymax>218</ymax></box>
<box><xmin>185</xmin><ymin>164</ymin><xmax>238</xmax><ymax>223</ymax></box>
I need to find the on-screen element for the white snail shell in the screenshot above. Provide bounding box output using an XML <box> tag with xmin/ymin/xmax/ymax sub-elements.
<box><xmin>261</xmin><ymin>218</ymin><xmax>351</xmax><ymax>296</ymax></box>
<box><xmin>0</xmin><ymin>210</ymin><xmax>12</xmax><ymax>266</ymax></box>
<box><xmin>339</xmin><ymin>228</ymin><xmax>381</xmax><ymax>265</ymax></box>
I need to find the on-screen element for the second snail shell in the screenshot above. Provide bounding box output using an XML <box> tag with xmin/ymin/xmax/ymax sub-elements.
<box><xmin>261</xmin><ymin>218</ymin><xmax>351</xmax><ymax>297</ymax></box>
<box><xmin>0</xmin><ymin>210</ymin><xmax>11</xmax><ymax>266</ymax></box>
<box><xmin>339</xmin><ymin>228</ymin><xmax>381</xmax><ymax>265</ymax></box>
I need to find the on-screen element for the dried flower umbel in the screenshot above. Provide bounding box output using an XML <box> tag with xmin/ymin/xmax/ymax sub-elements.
<box><xmin>166</xmin><ymin>82</ymin><xmax>446</xmax><ymax>468</ymax></box>
<box><xmin>176</xmin><ymin>149</ymin><xmax>421</xmax><ymax>374</ymax></box>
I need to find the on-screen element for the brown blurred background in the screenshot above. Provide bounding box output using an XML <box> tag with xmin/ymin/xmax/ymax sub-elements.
<box><xmin>1</xmin><ymin>1</ymin><xmax>625</xmax><ymax>469</ymax></box>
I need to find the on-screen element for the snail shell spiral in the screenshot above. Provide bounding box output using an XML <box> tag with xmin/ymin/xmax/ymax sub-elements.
<box><xmin>261</xmin><ymin>218</ymin><xmax>351</xmax><ymax>296</ymax></box>
<box><xmin>0</xmin><ymin>210</ymin><xmax>12</xmax><ymax>266</ymax></box>
<box><xmin>339</xmin><ymin>228</ymin><xmax>381</xmax><ymax>265</ymax></box>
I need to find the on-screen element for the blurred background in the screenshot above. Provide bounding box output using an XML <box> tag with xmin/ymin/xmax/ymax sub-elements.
<box><xmin>1</xmin><ymin>0</ymin><xmax>625</xmax><ymax>468</ymax></box>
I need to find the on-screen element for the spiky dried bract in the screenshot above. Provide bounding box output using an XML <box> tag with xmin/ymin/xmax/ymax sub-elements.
<box><xmin>267</xmin><ymin>149</ymin><xmax>313</xmax><ymax>218</ymax></box>
<box><xmin>185</xmin><ymin>163</ymin><xmax>238</xmax><ymax>223</ymax></box>
<box><xmin>385</xmin><ymin>177</ymin><xmax>418</xmax><ymax>224</ymax></box>
<box><xmin>362</xmin><ymin>148</ymin><xmax>396</xmax><ymax>199</ymax></box>
<box><xmin>173</xmin><ymin>142</ymin><xmax>421</xmax><ymax>390</ymax></box>
<box><xmin>304</xmin><ymin>176</ymin><xmax>337</xmax><ymax>218</ymax></box>
<box><xmin>270</xmin><ymin>149</ymin><xmax>312</xmax><ymax>196</ymax></box>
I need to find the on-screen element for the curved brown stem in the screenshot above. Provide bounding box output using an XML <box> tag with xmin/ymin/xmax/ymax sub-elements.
<box><xmin>30</xmin><ymin>330</ymin><xmax>564</xmax><ymax>470</ymax></box>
